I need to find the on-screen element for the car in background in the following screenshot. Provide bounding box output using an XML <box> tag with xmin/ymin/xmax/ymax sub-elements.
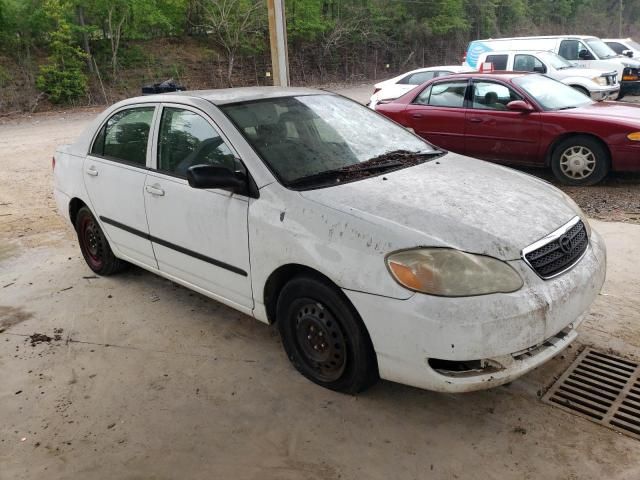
<box><xmin>375</xmin><ymin>72</ymin><xmax>640</xmax><ymax>185</ymax></box>
<box><xmin>53</xmin><ymin>87</ymin><xmax>606</xmax><ymax>394</ymax></box>
<box><xmin>604</xmin><ymin>38</ymin><xmax>640</xmax><ymax>59</ymax></box>
<box><xmin>473</xmin><ymin>50</ymin><xmax>619</xmax><ymax>100</ymax></box>
<box><xmin>463</xmin><ymin>35</ymin><xmax>640</xmax><ymax>99</ymax></box>
<box><xmin>368</xmin><ymin>65</ymin><xmax>469</xmax><ymax>108</ymax></box>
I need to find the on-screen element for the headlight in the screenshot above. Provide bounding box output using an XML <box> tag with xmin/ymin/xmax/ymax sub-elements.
<box><xmin>386</xmin><ymin>248</ymin><xmax>523</xmax><ymax>297</ymax></box>
<box><xmin>592</xmin><ymin>76</ymin><xmax>607</xmax><ymax>86</ymax></box>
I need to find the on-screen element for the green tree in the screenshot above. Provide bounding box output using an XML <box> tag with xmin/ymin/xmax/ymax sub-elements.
<box><xmin>35</xmin><ymin>0</ymin><xmax>88</xmax><ymax>103</ymax></box>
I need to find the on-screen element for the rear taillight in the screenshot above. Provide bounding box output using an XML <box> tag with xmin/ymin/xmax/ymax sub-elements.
<box><xmin>52</xmin><ymin>156</ymin><xmax>56</xmax><ymax>170</ymax></box>
<box><xmin>462</xmin><ymin>52</ymin><xmax>467</xmax><ymax>63</ymax></box>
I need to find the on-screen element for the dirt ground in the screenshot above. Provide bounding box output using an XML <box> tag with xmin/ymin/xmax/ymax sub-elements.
<box><xmin>1</xmin><ymin>88</ymin><xmax>640</xmax><ymax>480</ymax></box>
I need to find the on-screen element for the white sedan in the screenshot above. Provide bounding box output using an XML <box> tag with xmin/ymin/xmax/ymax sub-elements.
<box><xmin>369</xmin><ymin>65</ymin><xmax>470</xmax><ymax>108</ymax></box>
<box><xmin>53</xmin><ymin>87</ymin><xmax>606</xmax><ymax>393</ymax></box>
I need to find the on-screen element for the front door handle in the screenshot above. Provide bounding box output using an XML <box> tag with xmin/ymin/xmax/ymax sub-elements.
<box><xmin>468</xmin><ymin>117</ymin><xmax>483</xmax><ymax>123</ymax></box>
<box><xmin>411</xmin><ymin>113</ymin><xmax>424</xmax><ymax>118</ymax></box>
<box><xmin>86</xmin><ymin>166</ymin><xmax>99</xmax><ymax>176</ymax></box>
<box><xmin>145</xmin><ymin>185</ymin><xmax>165</xmax><ymax>196</ymax></box>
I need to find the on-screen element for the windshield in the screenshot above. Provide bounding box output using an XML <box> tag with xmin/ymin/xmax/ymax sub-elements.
<box><xmin>586</xmin><ymin>39</ymin><xmax>618</xmax><ymax>59</ymax></box>
<box><xmin>539</xmin><ymin>51</ymin><xmax>573</xmax><ymax>69</ymax></box>
<box><xmin>221</xmin><ymin>95</ymin><xmax>435</xmax><ymax>188</ymax></box>
<box><xmin>513</xmin><ymin>75</ymin><xmax>593</xmax><ymax>110</ymax></box>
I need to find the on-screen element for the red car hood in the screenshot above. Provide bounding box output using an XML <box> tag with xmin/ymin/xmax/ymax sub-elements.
<box><xmin>557</xmin><ymin>101</ymin><xmax>640</xmax><ymax>123</ymax></box>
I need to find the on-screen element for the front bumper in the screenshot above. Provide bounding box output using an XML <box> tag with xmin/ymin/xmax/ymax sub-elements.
<box><xmin>344</xmin><ymin>229</ymin><xmax>606</xmax><ymax>393</ymax></box>
<box><xmin>589</xmin><ymin>85</ymin><xmax>620</xmax><ymax>101</ymax></box>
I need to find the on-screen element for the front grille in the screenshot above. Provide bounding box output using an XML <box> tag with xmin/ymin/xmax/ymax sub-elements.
<box><xmin>606</xmin><ymin>73</ymin><xmax>617</xmax><ymax>85</ymax></box>
<box><xmin>523</xmin><ymin>218</ymin><xmax>588</xmax><ymax>279</ymax></box>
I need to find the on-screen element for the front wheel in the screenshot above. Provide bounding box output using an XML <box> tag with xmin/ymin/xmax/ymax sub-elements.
<box><xmin>550</xmin><ymin>136</ymin><xmax>610</xmax><ymax>186</ymax></box>
<box><xmin>276</xmin><ymin>275</ymin><xmax>378</xmax><ymax>393</ymax></box>
<box><xmin>75</xmin><ymin>206</ymin><xmax>127</xmax><ymax>275</ymax></box>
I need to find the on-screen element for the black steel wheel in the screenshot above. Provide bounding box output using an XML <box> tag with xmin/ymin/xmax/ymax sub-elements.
<box><xmin>276</xmin><ymin>275</ymin><xmax>378</xmax><ymax>393</ymax></box>
<box><xmin>75</xmin><ymin>206</ymin><xmax>127</xmax><ymax>275</ymax></box>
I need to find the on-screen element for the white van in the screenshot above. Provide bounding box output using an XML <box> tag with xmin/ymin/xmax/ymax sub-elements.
<box><xmin>464</xmin><ymin>36</ymin><xmax>640</xmax><ymax>98</ymax></box>
<box><xmin>474</xmin><ymin>50</ymin><xmax>619</xmax><ymax>100</ymax></box>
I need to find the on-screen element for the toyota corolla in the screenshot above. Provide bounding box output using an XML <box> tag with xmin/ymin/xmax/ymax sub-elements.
<box><xmin>53</xmin><ymin>87</ymin><xmax>606</xmax><ymax>393</ymax></box>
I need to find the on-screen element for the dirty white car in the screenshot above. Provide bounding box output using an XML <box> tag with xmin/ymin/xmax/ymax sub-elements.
<box><xmin>53</xmin><ymin>87</ymin><xmax>606</xmax><ymax>394</ymax></box>
<box><xmin>369</xmin><ymin>65</ymin><xmax>470</xmax><ymax>109</ymax></box>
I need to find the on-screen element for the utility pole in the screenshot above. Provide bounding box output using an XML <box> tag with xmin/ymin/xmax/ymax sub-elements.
<box><xmin>267</xmin><ymin>0</ymin><xmax>289</xmax><ymax>87</ymax></box>
<box><xmin>619</xmin><ymin>0</ymin><xmax>624</xmax><ymax>38</ymax></box>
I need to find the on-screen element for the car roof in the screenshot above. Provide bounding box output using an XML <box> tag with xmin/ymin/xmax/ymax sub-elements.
<box><xmin>436</xmin><ymin>71</ymin><xmax>533</xmax><ymax>80</ymax></box>
<box><xmin>476</xmin><ymin>35</ymin><xmax>597</xmax><ymax>42</ymax></box>
<box><xmin>122</xmin><ymin>86</ymin><xmax>329</xmax><ymax>106</ymax></box>
<box><xmin>479</xmin><ymin>50</ymin><xmax>555</xmax><ymax>56</ymax></box>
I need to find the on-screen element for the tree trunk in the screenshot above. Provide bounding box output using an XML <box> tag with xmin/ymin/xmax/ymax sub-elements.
<box><xmin>226</xmin><ymin>52</ymin><xmax>235</xmax><ymax>87</ymax></box>
<box><xmin>76</xmin><ymin>6</ymin><xmax>93</xmax><ymax>73</ymax></box>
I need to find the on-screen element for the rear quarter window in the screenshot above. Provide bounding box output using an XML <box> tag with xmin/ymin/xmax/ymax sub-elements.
<box><xmin>485</xmin><ymin>54</ymin><xmax>508</xmax><ymax>70</ymax></box>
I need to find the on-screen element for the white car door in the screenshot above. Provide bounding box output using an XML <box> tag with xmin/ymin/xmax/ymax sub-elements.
<box><xmin>143</xmin><ymin>103</ymin><xmax>253</xmax><ymax>310</ymax></box>
<box><xmin>83</xmin><ymin>104</ymin><xmax>158</xmax><ymax>268</ymax></box>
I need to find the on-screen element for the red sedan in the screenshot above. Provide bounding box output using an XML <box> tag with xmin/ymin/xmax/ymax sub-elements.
<box><xmin>375</xmin><ymin>72</ymin><xmax>640</xmax><ymax>185</ymax></box>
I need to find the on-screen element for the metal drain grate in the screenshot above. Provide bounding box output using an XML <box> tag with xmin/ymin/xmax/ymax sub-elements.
<box><xmin>542</xmin><ymin>347</ymin><xmax>640</xmax><ymax>440</ymax></box>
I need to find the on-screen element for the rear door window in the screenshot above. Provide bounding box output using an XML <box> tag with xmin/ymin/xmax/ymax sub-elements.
<box><xmin>485</xmin><ymin>54</ymin><xmax>508</xmax><ymax>70</ymax></box>
<box><xmin>414</xmin><ymin>81</ymin><xmax>468</xmax><ymax>108</ymax></box>
<box><xmin>91</xmin><ymin>107</ymin><xmax>155</xmax><ymax>166</ymax></box>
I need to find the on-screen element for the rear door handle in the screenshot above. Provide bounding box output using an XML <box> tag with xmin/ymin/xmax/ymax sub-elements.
<box><xmin>468</xmin><ymin>117</ymin><xmax>483</xmax><ymax>123</ymax></box>
<box><xmin>86</xmin><ymin>166</ymin><xmax>99</xmax><ymax>176</ymax></box>
<box><xmin>411</xmin><ymin>113</ymin><xmax>424</xmax><ymax>118</ymax></box>
<box><xmin>145</xmin><ymin>185</ymin><xmax>165</xmax><ymax>196</ymax></box>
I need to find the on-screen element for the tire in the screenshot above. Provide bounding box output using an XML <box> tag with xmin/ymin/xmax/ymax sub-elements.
<box><xmin>616</xmin><ymin>92</ymin><xmax>625</xmax><ymax>101</ymax></box>
<box><xmin>550</xmin><ymin>135</ymin><xmax>610</xmax><ymax>186</ymax></box>
<box><xmin>571</xmin><ymin>85</ymin><xmax>590</xmax><ymax>97</ymax></box>
<box><xmin>276</xmin><ymin>275</ymin><xmax>378</xmax><ymax>394</ymax></box>
<box><xmin>75</xmin><ymin>206</ymin><xmax>127</xmax><ymax>275</ymax></box>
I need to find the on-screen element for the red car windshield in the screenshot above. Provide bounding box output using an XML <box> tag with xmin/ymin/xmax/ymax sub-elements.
<box><xmin>513</xmin><ymin>75</ymin><xmax>594</xmax><ymax>111</ymax></box>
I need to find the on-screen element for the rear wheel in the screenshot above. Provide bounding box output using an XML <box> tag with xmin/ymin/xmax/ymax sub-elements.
<box><xmin>276</xmin><ymin>275</ymin><xmax>378</xmax><ymax>393</ymax></box>
<box><xmin>75</xmin><ymin>206</ymin><xmax>127</xmax><ymax>275</ymax></box>
<box><xmin>550</xmin><ymin>135</ymin><xmax>610</xmax><ymax>186</ymax></box>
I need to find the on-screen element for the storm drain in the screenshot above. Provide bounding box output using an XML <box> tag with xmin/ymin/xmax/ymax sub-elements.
<box><xmin>542</xmin><ymin>347</ymin><xmax>640</xmax><ymax>440</ymax></box>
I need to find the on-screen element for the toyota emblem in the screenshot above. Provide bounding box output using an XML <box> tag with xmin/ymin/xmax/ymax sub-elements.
<box><xmin>558</xmin><ymin>234</ymin><xmax>573</xmax><ymax>254</ymax></box>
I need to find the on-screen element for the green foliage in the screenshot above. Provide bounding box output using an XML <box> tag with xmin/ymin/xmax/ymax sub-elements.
<box><xmin>35</xmin><ymin>0</ymin><xmax>88</xmax><ymax>103</ymax></box>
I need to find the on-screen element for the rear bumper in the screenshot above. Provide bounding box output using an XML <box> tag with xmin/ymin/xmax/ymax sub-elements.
<box><xmin>344</xmin><ymin>229</ymin><xmax>606</xmax><ymax>393</ymax></box>
<box><xmin>54</xmin><ymin>188</ymin><xmax>71</xmax><ymax>224</ymax></box>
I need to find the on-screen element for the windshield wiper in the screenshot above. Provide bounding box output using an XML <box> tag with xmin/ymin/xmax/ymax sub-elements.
<box><xmin>287</xmin><ymin>149</ymin><xmax>443</xmax><ymax>189</ymax></box>
<box><xmin>557</xmin><ymin>106</ymin><xmax>577</xmax><ymax>110</ymax></box>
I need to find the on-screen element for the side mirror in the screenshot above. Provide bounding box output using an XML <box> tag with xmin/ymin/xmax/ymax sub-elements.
<box><xmin>506</xmin><ymin>100</ymin><xmax>534</xmax><ymax>112</ymax></box>
<box><xmin>187</xmin><ymin>164</ymin><xmax>246</xmax><ymax>192</ymax></box>
<box><xmin>623</xmin><ymin>49</ymin><xmax>634</xmax><ymax>58</ymax></box>
<box><xmin>578</xmin><ymin>49</ymin><xmax>593</xmax><ymax>60</ymax></box>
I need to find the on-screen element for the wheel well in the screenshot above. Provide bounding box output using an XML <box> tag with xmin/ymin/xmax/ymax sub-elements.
<box><xmin>68</xmin><ymin>198</ymin><xmax>88</xmax><ymax>227</ymax></box>
<box><xmin>569</xmin><ymin>85</ymin><xmax>589</xmax><ymax>95</ymax></box>
<box><xmin>263</xmin><ymin>264</ymin><xmax>340</xmax><ymax>325</ymax></box>
<box><xmin>545</xmin><ymin>133</ymin><xmax>611</xmax><ymax>167</ymax></box>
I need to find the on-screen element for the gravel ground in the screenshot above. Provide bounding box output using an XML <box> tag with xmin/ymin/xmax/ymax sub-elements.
<box><xmin>517</xmin><ymin>168</ymin><xmax>640</xmax><ymax>224</ymax></box>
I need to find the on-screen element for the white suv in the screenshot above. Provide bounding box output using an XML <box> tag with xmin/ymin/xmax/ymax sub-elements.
<box><xmin>474</xmin><ymin>50</ymin><xmax>619</xmax><ymax>100</ymax></box>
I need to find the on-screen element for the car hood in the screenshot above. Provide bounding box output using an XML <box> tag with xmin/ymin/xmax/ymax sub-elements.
<box><xmin>556</xmin><ymin>101</ymin><xmax>640</xmax><ymax>121</ymax></box>
<box><xmin>300</xmin><ymin>154</ymin><xmax>581</xmax><ymax>261</ymax></box>
<box><xmin>560</xmin><ymin>67</ymin><xmax>616</xmax><ymax>78</ymax></box>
